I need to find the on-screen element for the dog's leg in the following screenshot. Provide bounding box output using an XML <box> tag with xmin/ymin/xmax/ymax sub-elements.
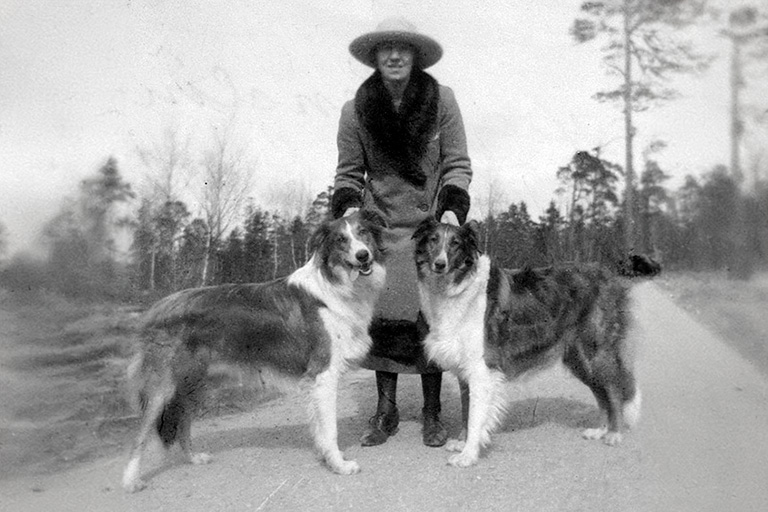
<box><xmin>310</xmin><ymin>368</ymin><xmax>360</xmax><ymax>475</ymax></box>
<box><xmin>583</xmin><ymin>359</ymin><xmax>639</xmax><ymax>446</ymax></box>
<box><xmin>602</xmin><ymin>386</ymin><xmax>626</xmax><ymax>446</ymax></box>
<box><xmin>581</xmin><ymin>380</ymin><xmax>628</xmax><ymax>445</ymax></box>
<box><xmin>581</xmin><ymin>383</ymin><xmax>611</xmax><ymax>442</ymax></box>
<box><xmin>601</xmin><ymin>365</ymin><xmax>641</xmax><ymax>445</ymax></box>
<box><xmin>122</xmin><ymin>389</ymin><xmax>172</xmax><ymax>493</ymax></box>
<box><xmin>582</xmin><ymin>412</ymin><xmax>609</xmax><ymax>441</ymax></box>
<box><xmin>564</xmin><ymin>345</ymin><xmax>625</xmax><ymax>444</ymax></box>
<box><xmin>445</xmin><ymin>378</ymin><xmax>470</xmax><ymax>452</ymax></box>
<box><xmin>177</xmin><ymin>403</ymin><xmax>212</xmax><ymax>466</ymax></box>
<box><xmin>448</xmin><ymin>367</ymin><xmax>501</xmax><ymax>468</ymax></box>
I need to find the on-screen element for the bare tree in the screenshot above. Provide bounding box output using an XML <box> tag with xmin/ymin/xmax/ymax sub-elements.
<box><xmin>474</xmin><ymin>177</ymin><xmax>508</xmax><ymax>253</ymax></box>
<box><xmin>199</xmin><ymin>124</ymin><xmax>254</xmax><ymax>285</ymax></box>
<box><xmin>135</xmin><ymin>127</ymin><xmax>195</xmax><ymax>289</ymax></box>
<box><xmin>136</xmin><ymin>126</ymin><xmax>194</xmax><ymax>203</ymax></box>
<box><xmin>265</xmin><ymin>180</ymin><xmax>312</xmax><ymax>220</ymax></box>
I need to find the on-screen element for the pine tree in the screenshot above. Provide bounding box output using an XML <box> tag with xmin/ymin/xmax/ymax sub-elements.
<box><xmin>570</xmin><ymin>0</ymin><xmax>712</xmax><ymax>252</ymax></box>
<box><xmin>44</xmin><ymin>156</ymin><xmax>135</xmax><ymax>297</ymax></box>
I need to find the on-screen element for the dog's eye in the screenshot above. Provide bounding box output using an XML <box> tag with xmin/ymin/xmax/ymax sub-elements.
<box><xmin>449</xmin><ymin>239</ymin><xmax>460</xmax><ymax>247</ymax></box>
<box><xmin>357</xmin><ymin>227</ymin><xmax>369</xmax><ymax>236</ymax></box>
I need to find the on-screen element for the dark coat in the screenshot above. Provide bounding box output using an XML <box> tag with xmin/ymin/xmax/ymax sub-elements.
<box><xmin>332</xmin><ymin>70</ymin><xmax>472</xmax><ymax>373</ymax></box>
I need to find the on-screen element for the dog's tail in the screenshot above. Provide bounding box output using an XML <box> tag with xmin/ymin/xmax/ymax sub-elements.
<box><xmin>616</xmin><ymin>254</ymin><xmax>661</xmax><ymax>279</ymax></box>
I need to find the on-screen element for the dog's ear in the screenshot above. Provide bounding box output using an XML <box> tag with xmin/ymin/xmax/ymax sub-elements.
<box><xmin>462</xmin><ymin>219</ymin><xmax>480</xmax><ymax>234</ymax></box>
<box><xmin>458</xmin><ymin>220</ymin><xmax>480</xmax><ymax>253</ymax></box>
<box><xmin>308</xmin><ymin>221</ymin><xmax>332</xmax><ymax>257</ymax></box>
<box><xmin>359</xmin><ymin>209</ymin><xmax>387</xmax><ymax>256</ymax></box>
<box><xmin>413</xmin><ymin>217</ymin><xmax>439</xmax><ymax>241</ymax></box>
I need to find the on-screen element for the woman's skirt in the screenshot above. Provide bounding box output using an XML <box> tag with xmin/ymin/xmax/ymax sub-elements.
<box><xmin>361</xmin><ymin>227</ymin><xmax>442</xmax><ymax>374</ymax></box>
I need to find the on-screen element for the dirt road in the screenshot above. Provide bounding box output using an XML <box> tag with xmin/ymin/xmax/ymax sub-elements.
<box><xmin>2</xmin><ymin>282</ymin><xmax>768</xmax><ymax>511</ymax></box>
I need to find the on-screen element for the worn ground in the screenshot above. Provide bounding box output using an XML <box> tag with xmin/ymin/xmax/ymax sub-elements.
<box><xmin>1</xmin><ymin>277</ymin><xmax>767</xmax><ymax>511</ymax></box>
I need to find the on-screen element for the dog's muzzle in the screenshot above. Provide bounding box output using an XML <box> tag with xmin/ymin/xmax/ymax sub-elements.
<box><xmin>355</xmin><ymin>249</ymin><xmax>373</xmax><ymax>276</ymax></box>
<box><xmin>431</xmin><ymin>256</ymin><xmax>448</xmax><ymax>274</ymax></box>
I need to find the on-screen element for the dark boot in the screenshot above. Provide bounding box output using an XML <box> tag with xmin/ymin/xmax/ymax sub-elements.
<box><xmin>361</xmin><ymin>371</ymin><xmax>400</xmax><ymax>447</ymax></box>
<box><xmin>421</xmin><ymin>373</ymin><xmax>448</xmax><ymax>447</ymax></box>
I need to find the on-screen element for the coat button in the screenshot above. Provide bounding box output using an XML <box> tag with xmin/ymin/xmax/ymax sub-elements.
<box><xmin>418</xmin><ymin>203</ymin><xmax>429</xmax><ymax>211</ymax></box>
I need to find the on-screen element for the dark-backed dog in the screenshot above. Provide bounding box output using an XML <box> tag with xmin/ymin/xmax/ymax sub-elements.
<box><xmin>413</xmin><ymin>219</ymin><xmax>645</xmax><ymax>468</ymax></box>
<box><xmin>122</xmin><ymin>211</ymin><xmax>386</xmax><ymax>492</ymax></box>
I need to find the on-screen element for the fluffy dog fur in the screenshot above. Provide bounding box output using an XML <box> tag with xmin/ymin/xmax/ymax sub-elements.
<box><xmin>122</xmin><ymin>211</ymin><xmax>386</xmax><ymax>492</ymax></box>
<box><xmin>413</xmin><ymin>219</ymin><xmax>645</xmax><ymax>468</ymax></box>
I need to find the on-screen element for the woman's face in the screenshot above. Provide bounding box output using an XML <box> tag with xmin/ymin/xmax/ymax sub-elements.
<box><xmin>375</xmin><ymin>43</ymin><xmax>415</xmax><ymax>83</ymax></box>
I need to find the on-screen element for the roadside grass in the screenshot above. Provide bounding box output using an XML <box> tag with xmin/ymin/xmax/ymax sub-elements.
<box><xmin>656</xmin><ymin>271</ymin><xmax>768</xmax><ymax>377</ymax></box>
<box><xmin>0</xmin><ymin>291</ymin><xmax>276</xmax><ymax>480</ymax></box>
<box><xmin>0</xmin><ymin>292</ymin><xmax>140</xmax><ymax>479</ymax></box>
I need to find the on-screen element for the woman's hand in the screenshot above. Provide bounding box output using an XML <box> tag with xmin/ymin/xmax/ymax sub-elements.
<box><xmin>343</xmin><ymin>207</ymin><xmax>360</xmax><ymax>217</ymax></box>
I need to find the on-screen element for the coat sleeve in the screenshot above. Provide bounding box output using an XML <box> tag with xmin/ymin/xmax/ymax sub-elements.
<box><xmin>331</xmin><ymin>101</ymin><xmax>365</xmax><ymax>219</ymax></box>
<box><xmin>436</xmin><ymin>86</ymin><xmax>472</xmax><ymax>224</ymax></box>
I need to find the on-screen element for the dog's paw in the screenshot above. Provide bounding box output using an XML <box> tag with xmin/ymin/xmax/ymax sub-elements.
<box><xmin>602</xmin><ymin>432</ymin><xmax>623</xmax><ymax>446</ymax></box>
<box><xmin>332</xmin><ymin>459</ymin><xmax>361</xmax><ymax>475</ymax></box>
<box><xmin>447</xmin><ymin>451</ymin><xmax>478</xmax><ymax>468</ymax></box>
<box><xmin>122</xmin><ymin>478</ymin><xmax>147</xmax><ymax>494</ymax></box>
<box><xmin>189</xmin><ymin>452</ymin><xmax>213</xmax><ymax>465</ymax></box>
<box><xmin>581</xmin><ymin>426</ymin><xmax>608</xmax><ymax>441</ymax></box>
<box><xmin>444</xmin><ymin>439</ymin><xmax>465</xmax><ymax>453</ymax></box>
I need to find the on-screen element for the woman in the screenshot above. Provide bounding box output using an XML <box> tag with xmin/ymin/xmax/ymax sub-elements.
<box><xmin>331</xmin><ymin>17</ymin><xmax>472</xmax><ymax>447</ymax></box>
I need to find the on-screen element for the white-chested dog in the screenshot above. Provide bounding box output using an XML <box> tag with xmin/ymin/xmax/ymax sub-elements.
<box><xmin>413</xmin><ymin>219</ymin><xmax>644</xmax><ymax>468</ymax></box>
<box><xmin>123</xmin><ymin>210</ymin><xmax>387</xmax><ymax>492</ymax></box>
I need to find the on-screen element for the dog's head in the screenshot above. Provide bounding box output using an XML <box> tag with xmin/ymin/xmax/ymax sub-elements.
<box><xmin>413</xmin><ymin>218</ymin><xmax>480</xmax><ymax>284</ymax></box>
<box><xmin>309</xmin><ymin>209</ymin><xmax>387</xmax><ymax>283</ymax></box>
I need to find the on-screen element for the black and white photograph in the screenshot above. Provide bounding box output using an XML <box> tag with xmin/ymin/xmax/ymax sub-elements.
<box><xmin>1</xmin><ymin>1</ymin><xmax>767</xmax><ymax>510</ymax></box>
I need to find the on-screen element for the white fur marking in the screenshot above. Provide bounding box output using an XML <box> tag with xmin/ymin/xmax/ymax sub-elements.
<box><xmin>188</xmin><ymin>452</ymin><xmax>213</xmax><ymax>465</ymax></box>
<box><xmin>582</xmin><ymin>426</ymin><xmax>608</xmax><ymax>440</ymax></box>
<box><xmin>122</xmin><ymin>457</ymin><xmax>145</xmax><ymax>493</ymax></box>
<box><xmin>623</xmin><ymin>388</ymin><xmax>642</xmax><ymax>429</ymax></box>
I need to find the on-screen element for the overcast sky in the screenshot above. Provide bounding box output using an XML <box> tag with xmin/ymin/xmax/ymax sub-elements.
<box><xmin>1</xmin><ymin>0</ymin><xmax>765</xmax><ymax>255</ymax></box>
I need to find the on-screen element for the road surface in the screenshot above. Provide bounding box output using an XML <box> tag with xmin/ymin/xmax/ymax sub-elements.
<box><xmin>2</xmin><ymin>282</ymin><xmax>767</xmax><ymax>511</ymax></box>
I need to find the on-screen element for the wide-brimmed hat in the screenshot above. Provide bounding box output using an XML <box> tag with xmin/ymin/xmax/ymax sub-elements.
<box><xmin>349</xmin><ymin>17</ymin><xmax>443</xmax><ymax>69</ymax></box>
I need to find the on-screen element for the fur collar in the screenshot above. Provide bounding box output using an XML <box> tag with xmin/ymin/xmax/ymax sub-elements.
<box><xmin>354</xmin><ymin>70</ymin><xmax>440</xmax><ymax>187</ymax></box>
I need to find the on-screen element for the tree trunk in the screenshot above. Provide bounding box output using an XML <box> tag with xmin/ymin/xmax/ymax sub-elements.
<box><xmin>272</xmin><ymin>234</ymin><xmax>279</xmax><ymax>280</ymax></box>
<box><xmin>568</xmin><ymin>181</ymin><xmax>578</xmax><ymax>261</ymax></box>
<box><xmin>201</xmin><ymin>233</ymin><xmax>212</xmax><ymax>286</ymax></box>
<box><xmin>290</xmin><ymin>236</ymin><xmax>298</xmax><ymax>271</ymax></box>
<box><xmin>623</xmin><ymin>1</ymin><xmax>635</xmax><ymax>255</ymax></box>
<box><xmin>730</xmin><ymin>37</ymin><xmax>743</xmax><ymax>182</ymax></box>
<box><xmin>148</xmin><ymin>249</ymin><xmax>156</xmax><ymax>291</ymax></box>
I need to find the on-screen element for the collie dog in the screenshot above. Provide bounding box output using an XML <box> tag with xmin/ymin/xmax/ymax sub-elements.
<box><xmin>122</xmin><ymin>211</ymin><xmax>386</xmax><ymax>492</ymax></box>
<box><xmin>413</xmin><ymin>219</ymin><xmax>644</xmax><ymax>468</ymax></box>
